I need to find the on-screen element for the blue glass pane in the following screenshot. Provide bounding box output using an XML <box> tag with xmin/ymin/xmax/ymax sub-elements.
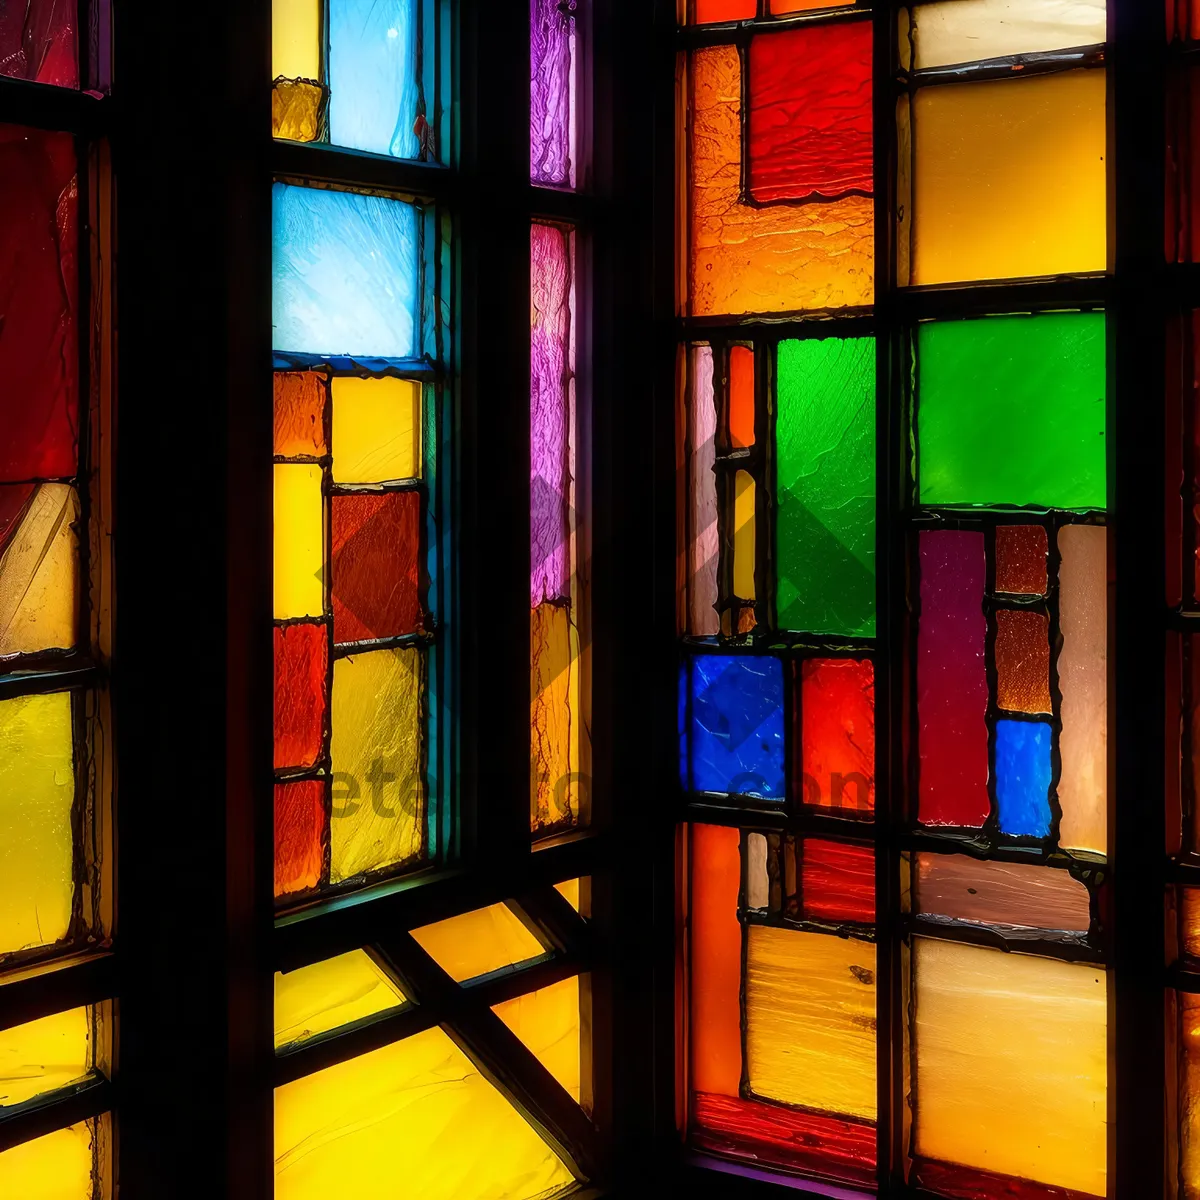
<box><xmin>995</xmin><ymin>720</ymin><xmax>1052</xmax><ymax>838</ymax></box>
<box><xmin>329</xmin><ymin>0</ymin><xmax>420</xmax><ymax>159</ymax></box>
<box><xmin>683</xmin><ymin>654</ymin><xmax>785</xmax><ymax>800</ymax></box>
<box><xmin>273</xmin><ymin>182</ymin><xmax>418</xmax><ymax>359</ymax></box>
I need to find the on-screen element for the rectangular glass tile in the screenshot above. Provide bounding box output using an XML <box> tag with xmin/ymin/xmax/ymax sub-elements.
<box><xmin>746</xmin><ymin>832</ymin><xmax>769</xmax><ymax>912</ymax></box>
<box><xmin>0</xmin><ymin>1006</ymin><xmax>90</xmax><ymax>1109</ymax></box>
<box><xmin>688</xmin><ymin>346</ymin><xmax>719</xmax><ymax>636</ymax></box>
<box><xmin>727</xmin><ymin>345</ymin><xmax>755</xmax><ymax>450</ymax></box>
<box><xmin>275</xmin><ymin>779</ymin><xmax>325</xmax><ymax>898</ymax></box>
<box><xmin>0</xmin><ymin>1121</ymin><xmax>98</xmax><ymax>1197</ymax></box>
<box><xmin>274</xmin><ymin>621</ymin><xmax>329</xmax><ymax>772</ymax></box>
<box><xmin>994</xmin><ymin>720</ymin><xmax>1052</xmax><ymax>838</ymax></box>
<box><xmin>770</xmin><ymin>0</ymin><xmax>856</xmax><ymax>12</ymax></box>
<box><xmin>687</xmin><ymin>45</ymin><xmax>873</xmax><ymax>316</ymax></box>
<box><xmin>0</xmin><ymin>2</ymin><xmax>77</xmax><ymax>87</ymax></box>
<box><xmin>691</xmin><ymin>0</ymin><xmax>755</xmax><ymax>20</ymax></box>
<box><xmin>913</xmin><ymin>938</ymin><xmax>1106</xmax><ymax>1195</ymax></box>
<box><xmin>994</xmin><ymin>609</ymin><xmax>1051</xmax><ymax>715</ymax></box>
<box><xmin>776</xmin><ymin>337</ymin><xmax>875</xmax><ymax>637</ymax></box>
<box><xmin>273</xmin><ymin>0</ymin><xmax>321</xmax><ymax>80</ymax></box>
<box><xmin>275</xmin><ymin>372</ymin><xmax>329</xmax><ymax>459</ymax></box>
<box><xmin>732</xmin><ymin>469</ymin><xmax>756</xmax><ymax>602</ymax></box>
<box><xmin>918</xmin><ymin>531</ymin><xmax>989</xmax><ymax>827</ymax></box>
<box><xmin>1184</xmin><ymin>888</ymin><xmax>1200</xmax><ymax>959</ymax></box>
<box><xmin>531</xmin><ymin>600</ymin><xmax>582</xmax><ymax>833</ymax></box>
<box><xmin>797</xmin><ymin>657</ymin><xmax>875</xmax><ymax>813</ymax></box>
<box><xmin>906</xmin><ymin>71</ymin><xmax>1106</xmax><ymax>286</ymax></box>
<box><xmin>531</xmin><ymin>0</ymin><xmax>577</xmax><ymax>187</ymax></box>
<box><xmin>411</xmin><ymin>904</ymin><xmax>544</xmax><ymax>983</ymax></box>
<box><xmin>273</xmin><ymin>79</ymin><xmax>324</xmax><ymax>143</ymax></box>
<box><xmin>274</xmin><ymin>463</ymin><xmax>326</xmax><ymax>621</ymax></box>
<box><xmin>272</xmin><ymin>183</ymin><xmax>419</xmax><ymax>361</ymax></box>
<box><xmin>995</xmin><ymin>525</ymin><xmax>1048</xmax><ymax>596</ymax></box>
<box><xmin>275</xmin><ymin>950</ymin><xmax>407</xmax><ymax>1050</ymax></box>
<box><xmin>916</xmin><ymin>313</ymin><xmax>1106</xmax><ymax>510</ymax></box>
<box><xmin>800</xmin><ymin>838</ymin><xmax>874</xmax><ymax>925</ymax></box>
<box><xmin>1181</xmin><ymin>992</ymin><xmax>1200</xmax><ymax>1198</ymax></box>
<box><xmin>331</xmin><ymin>377</ymin><xmax>421</xmax><ymax>484</ymax></box>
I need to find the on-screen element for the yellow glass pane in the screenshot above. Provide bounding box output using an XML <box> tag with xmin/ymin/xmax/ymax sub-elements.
<box><xmin>412</xmin><ymin>904</ymin><xmax>544</xmax><ymax>983</ymax></box>
<box><xmin>274</xmin><ymin>463</ymin><xmax>325</xmax><ymax>621</ymax></box>
<box><xmin>554</xmin><ymin>878</ymin><xmax>581</xmax><ymax>913</ymax></box>
<box><xmin>492</xmin><ymin>976</ymin><xmax>582</xmax><ymax>1103</ymax></box>
<box><xmin>0</xmin><ymin>484</ymin><xmax>79</xmax><ymax>658</ymax></box>
<box><xmin>275</xmin><ymin>1026</ymin><xmax>574</xmax><ymax>1200</ymax></box>
<box><xmin>275</xmin><ymin>951</ymin><xmax>408</xmax><ymax>1051</ymax></box>
<box><xmin>329</xmin><ymin>648</ymin><xmax>424</xmax><ymax>882</ymax></box>
<box><xmin>914</xmin><ymin>938</ymin><xmax>1106</xmax><ymax>1195</ymax></box>
<box><xmin>332</xmin><ymin>377</ymin><xmax>421</xmax><ymax>484</ymax></box>
<box><xmin>531</xmin><ymin>601</ymin><xmax>581</xmax><ymax>833</ymax></box>
<box><xmin>909</xmin><ymin>70</ymin><xmax>1106</xmax><ymax>286</ymax></box>
<box><xmin>733</xmin><ymin>469</ymin><xmax>756</xmax><ymax>601</ymax></box>
<box><xmin>0</xmin><ymin>1121</ymin><xmax>95</xmax><ymax>1199</ymax></box>
<box><xmin>0</xmin><ymin>1006</ymin><xmax>90</xmax><ymax>1109</ymax></box>
<box><xmin>273</xmin><ymin>0</ymin><xmax>320</xmax><ymax>81</ymax></box>
<box><xmin>688</xmin><ymin>45</ymin><xmax>873</xmax><ymax>317</ymax></box>
<box><xmin>745</xmin><ymin>925</ymin><xmax>876</xmax><ymax>1121</ymax></box>
<box><xmin>0</xmin><ymin>691</ymin><xmax>74</xmax><ymax>958</ymax></box>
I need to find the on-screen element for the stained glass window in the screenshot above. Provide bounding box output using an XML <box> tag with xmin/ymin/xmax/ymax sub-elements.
<box><xmin>677</xmin><ymin>4</ymin><xmax>1112</xmax><ymax>1195</ymax></box>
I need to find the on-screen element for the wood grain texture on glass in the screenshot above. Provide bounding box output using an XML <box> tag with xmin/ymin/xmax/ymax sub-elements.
<box><xmin>994</xmin><ymin>609</ymin><xmax>1052</xmax><ymax>715</ymax></box>
<box><xmin>274</xmin><ymin>464</ymin><xmax>325</xmax><ymax>621</ymax></box>
<box><xmin>0</xmin><ymin>690</ymin><xmax>74</xmax><ymax>957</ymax></box>
<box><xmin>0</xmin><ymin>1006</ymin><xmax>90</xmax><ymax>1109</ymax></box>
<box><xmin>274</xmin><ymin>780</ymin><xmax>325</xmax><ymax>898</ymax></box>
<box><xmin>274</xmin><ymin>1027</ymin><xmax>574</xmax><ymax>1200</ymax></box>
<box><xmin>914</xmin><ymin>854</ymin><xmax>1091</xmax><ymax>935</ymax></box>
<box><xmin>995</xmin><ymin>525</ymin><xmax>1048</xmax><ymax>596</ymax></box>
<box><xmin>687</xmin><ymin>45</ymin><xmax>873</xmax><ymax>316</ymax></box>
<box><xmin>745</xmin><ymin>925</ymin><xmax>877</xmax><ymax>1120</ymax></box>
<box><xmin>800</xmin><ymin>838</ymin><xmax>875</xmax><ymax>925</ymax></box>
<box><xmin>689</xmin><ymin>823</ymin><xmax>742</xmax><ymax>1098</ymax></box>
<box><xmin>411</xmin><ymin>904</ymin><xmax>544</xmax><ymax>983</ymax></box>
<box><xmin>916</xmin><ymin>313</ymin><xmax>1106</xmax><ymax>510</ymax></box>
<box><xmin>0</xmin><ymin>1122</ymin><xmax>97</xmax><ymax>1198</ymax></box>
<box><xmin>797</xmin><ymin>657</ymin><xmax>875</xmax><ymax>813</ymax></box>
<box><xmin>0</xmin><ymin>126</ymin><xmax>78</xmax><ymax>482</ymax></box>
<box><xmin>913</xmin><ymin>939</ymin><xmax>1106</xmax><ymax>1196</ymax></box>
<box><xmin>918</xmin><ymin>531</ymin><xmax>989</xmax><ymax>827</ymax></box>
<box><xmin>1057</xmin><ymin>524</ymin><xmax>1107</xmax><ymax>854</ymax></box>
<box><xmin>492</xmin><ymin>975</ymin><xmax>582</xmax><ymax>1104</ymax></box>
<box><xmin>274</xmin><ymin>622</ymin><xmax>328</xmax><ymax>771</ymax></box>
<box><xmin>776</xmin><ymin>337</ymin><xmax>875</xmax><ymax>637</ymax></box>
<box><xmin>531</xmin><ymin>0</ymin><xmax>576</xmax><ymax>186</ymax></box>
<box><xmin>747</xmin><ymin>21</ymin><xmax>871</xmax><ymax>204</ymax></box>
<box><xmin>275</xmin><ymin>951</ymin><xmax>407</xmax><ymax>1050</ymax></box>
<box><xmin>906</xmin><ymin>1</ymin><xmax>1106</xmax><ymax>70</ymax></box>
<box><xmin>0</xmin><ymin>0</ymin><xmax>77</xmax><ymax>87</ymax></box>
<box><xmin>906</xmin><ymin>70</ymin><xmax>1106</xmax><ymax>286</ymax></box>
<box><xmin>687</xmin><ymin>346</ymin><xmax>719</xmax><ymax>635</ymax></box>
<box><xmin>274</xmin><ymin>371</ymin><xmax>328</xmax><ymax>458</ymax></box>
<box><xmin>531</xmin><ymin>601</ymin><xmax>582</xmax><ymax>832</ymax></box>
<box><xmin>727</xmin><ymin>346</ymin><xmax>755</xmax><ymax>450</ymax></box>
<box><xmin>331</xmin><ymin>377</ymin><xmax>420</xmax><ymax>483</ymax></box>
<box><xmin>329</xmin><ymin>647</ymin><xmax>424</xmax><ymax>881</ymax></box>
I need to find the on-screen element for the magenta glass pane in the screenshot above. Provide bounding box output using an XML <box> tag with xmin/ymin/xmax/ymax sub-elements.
<box><xmin>917</xmin><ymin>530</ymin><xmax>990</xmax><ymax>828</ymax></box>
<box><xmin>531</xmin><ymin>0</ymin><xmax>576</xmax><ymax>187</ymax></box>
<box><xmin>0</xmin><ymin>0</ymin><xmax>78</xmax><ymax>88</ymax></box>
<box><xmin>531</xmin><ymin>222</ymin><xmax>574</xmax><ymax>605</ymax></box>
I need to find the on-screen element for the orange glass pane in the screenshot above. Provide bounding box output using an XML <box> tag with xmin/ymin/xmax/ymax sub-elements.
<box><xmin>690</xmin><ymin>823</ymin><xmax>742</xmax><ymax>1097</ymax></box>
<box><xmin>275</xmin><ymin>780</ymin><xmax>325</xmax><ymax>898</ymax></box>
<box><xmin>771</xmin><ymin>0</ymin><xmax>855</xmax><ymax>10</ymax></box>
<box><xmin>275</xmin><ymin>371</ymin><xmax>327</xmax><ymax>458</ymax></box>
<box><xmin>994</xmin><ymin>609</ymin><xmax>1052</xmax><ymax>715</ymax></box>
<box><xmin>728</xmin><ymin>346</ymin><xmax>755</xmax><ymax>449</ymax></box>
<box><xmin>693</xmin><ymin>0</ymin><xmax>755</xmax><ymax>21</ymax></box>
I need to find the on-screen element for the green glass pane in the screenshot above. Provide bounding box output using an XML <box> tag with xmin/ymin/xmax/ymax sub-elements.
<box><xmin>776</xmin><ymin>337</ymin><xmax>875</xmax><ymax>638</ymax></box>
<box><xmin>916</xmin><ymin>312</ymin><xmax>1106</xmax><ymax>510</ymax></box>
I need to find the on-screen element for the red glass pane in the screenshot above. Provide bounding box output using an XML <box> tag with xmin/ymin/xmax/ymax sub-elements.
<box><xmin>0</xmin><ymin>125</ymin><xmax>78</xmax><ymax>481</ymax></box>
<box><xmin>274</xmin><ymin>780</ymin><xmax>325</xmax><ymax>897</ymax></box>
<box><xmin>728</xmin><ymin>345</ymin><xmax>755</xmax><ymax>449</ymax></box>
<box><xmin>918</xmin><ymin>531</ymin><xmax>990</xmax><ymax>827</ymax></box>
<box><xmin>693</xmin><ymin>0</ymin><xmax>755</xmax><ymax>22</ymax></box>
<box><xmin>274</xmin><ymin>622</ymin><xmax>329</xmax><ymax>771</ymax></box>
<box><xmin>747</xmin><ymin>21</ymin><xmax>872</xmax><ymax>205</ymax></box>
<box><xmin>797</xmin><ymin>657</ymin><xmax>875</xmax><ymax>813</ymax></box>
<box><xmin>800</xmin><ymin>838</ymin><xmax>874</xmax><ymax>925</ymax></box>
<box><xmin>330</xmin><ymin>490</ymin><xmax>423</xmax><ymax>644</ymax></box>
<box><xmin>1168</xmin><ymin>62</ymin><xmax>1200</xmax><ymax>263</ymax></box>
<box><xmin>0</xmin><ymin>0</ymin><xmax>78</xmax><ymax>88</ymax></box>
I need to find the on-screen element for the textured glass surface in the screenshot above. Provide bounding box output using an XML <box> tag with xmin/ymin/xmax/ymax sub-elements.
<box><xmin>800</xmin><ymin>839</ymin><xmax>875</xmax><ymax>925</ymax></box>
<box><xmin>994</xmin><ymin>609</ymin><xmax>1051</xmax><ymax>715</ymax></box>
<box><xmin>918</xmin><ymin>531</ymin><xmax>989</xmax><ymax>827</ymax></box>
<box><xmin>1057</xmin><ymin>524</ymin><xmax>1107</xmax><ymax>854</ymax></box>
<box><xmin>682</xmin><ymin>655</ymin><xmax>785</xmax><ymax>799</ymax></box>
<box><xmin>0</xmin><ymin>690</ymin><xmax>74</xmax><ymax>957</ymax></box>
<box><xmin>273</xmin><ymin>80</ymin><xmax>324</xmax><ymax>142</ymax></box>
<box><xmin>732</xmin><ymin>469</ymin><xmax>756</xmax><ymax>602</ymax></box>
<box><xmin>995</xmin><ymin>720</ymin><xmax>1052</xmax><ymax>838</ymax></box>
<box><xmin>728</xmin><ymin>346</ymin><xmax>754</xmax><ymax>450</ymax></box>
<box><xmin>329</xmin><ymin>648</ymin><xmax>424</xmax><ymax>881</ymax></box>
<box><xmin>0</xmin><ymin>1006</ymin><xmax>90</xmax><ymax>1108</ymax></box>
<box><xmin>1183</xmin><ymin>992</ymin><xmax>1200</xmax><ymax>1199</ymax></box>
<box><xmin>745</xmin><ymin>926</ymin><xmax>876</xmax><ymax>1120</ymax></box>
<box><xmin>692</xmin><ymin>0</ymin><xmax>755</xmax><ymax>20</ymax></box>
<box><xmin>908</xmin><ymin>0</ymin><xmax>1106</xmax><ymax>70</ymax></box>
<box><xmin>0</xmin><ymin>1122</ymin><xmax>95</xmax><ymax>1198</ymax></box>
<box><xmin>531</xmin><ymin>0</ymin><xmax>576</xmax><ymax>186</ymax></box>
<box><xmin>273</xmin><ymin>0</ymin><xmax>321</xmax><ymax>80</ymax></box>
<box><xmin>914</xmin><ymin>854</ymin><xmax>1091</xmax><ymax>934</ymax></box>
<box><xmin>688</xmin><ymin>46</ymin><xmax>873</xmax><ymax>316</ymax></box>
<box><xmin>274</xmin><ymin>622</ymin><xmax>328</xmax><ymax>771</ymax></box>
<box><xmin>0</xmin><ymin>126</ymin><xmax>78</xmax><ymax>482</ymax></box>
<box><xmin>274</xmin><ymin>372</ymin><xmax>328</xmax><ymax>458</ymax></box>
<box><xmin>747</xmin><ymin>22</ymin><xmax>871</xmax><ymax>204</ymax></box>
<box><xmin>275</xmin><ymin>780</ymin><xmax>325</xmax><ymax>898</ymax></box>
<box><xmin>688</xmin><ymin>346</ymin><xmax>719</xmax><ymax>635</ymax></box>
<box><xmin>275</xmin><ymin>951</ymin><xmax>407</xmax><ymax>1050</ymax></box>
<box><xmin>995</xmin><ymin>525</ymin><xmax>1048</xmax><ymax>595</ymax></box>
<box><xmin>776</xmin><ymin>338</ymin><xmax>874</xmax><ymax>637</ymax></box>
<box><xmin>907</xmin><ymin>71</ymin><xmax>1106</xmax><ymax>286</ymax></box>
<box><xmin>332</xmin><ymin>377</ymin><xmax>420</xmax><ymax>483</ymax></box>
<box><xmin>0</xmin><ymin>484</ymin><xmax>79</xmax><ymax>658</ymax></box>
<box><xmin>0</xmin><ymin>0</ymin><xmax>76</xmax><ymax>87</ymax></box>
<box><xmin>492</xmin><ymin>976</ymin><xmax>582</xmax><ymax>1103</ymax></box>
<box><xmin>273</xmin><ymin>183</ymin><xmax>418</xmax><ymax>359</ymax></box>
<box><xmin>274</xmin><ymin>1027</ymin><xmax>573</xmax><ymax>1200</ymax></box>
<box><xmin>798</xmin><ymin>658</ymin><xmax>874</xmax><ymax>813</ymax></box>
<box><xmin>411</xmin><ymin>904</ymin><xmax>544</xmax><ymax>983</ymax></box>
<box><xmin>531</xmin><ymin>601</ymin><xmax>582</xmax><ymax>833</ymax></box>
<box><xmin>917</xmin><ymin>313</ymin><xmax>1106</xmax><ymax>510</ymax></box>
<box><xmin>274</xmin><ymin>464</ymin><xmax>325</xmax><ymax>621</ymax></box>
<box><xmin>914</xmin><ymin>939</ymin><xmax>1106</xmax><ymax>1195</ymax></box>
<box><xmin>329</xmin><ymin>0</ymin><xmax>420</xmax><ymax>159</ymax></box>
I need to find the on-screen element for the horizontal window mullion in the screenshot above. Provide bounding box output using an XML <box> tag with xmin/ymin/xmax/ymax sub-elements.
<box><xmin>0</xmin><ymin>78</ymin><xmax>109</xmax><ymax>136</ymax></box>
<box><xmin>0</xmin><ymin>1076</ymin><xmax>112</xmax><ymax>1155</ymax></box>
<box><xmin>0</xmin><ymin>951</ymin><xmax>117</xmax><ymax>1035</ymax></box>
<box><xmin>271</xmin><ymin>138</ymin><xmax>459</xmax><ymax>203</ymax></box>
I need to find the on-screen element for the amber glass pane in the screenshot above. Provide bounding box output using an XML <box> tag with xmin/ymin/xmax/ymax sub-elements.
<box><xmin>411</xmin><ymin>904</ymin><xmax>544</xmax><ymax>983</ymax></box>
<box><xmin>531</xmin><ymin>601</ymin><xmax>582</xmax><ymax>833</ymax></box>
<box><xmin>275</xmin><ymin>951</ymin><xmax>407</xmax><ymax>1050</ymax></box>
<box><xmin>331</xmin><ymin>377</ymin><xmax>421</xmax><ymax>484</ymax></box>
<box><xmin>0</xmin><ymin>1122</ymin><xmax>97</xmax><ymax>1198</ymax></box>
<box><xmin>492</xmin><ymin>976</ymin><xmax>582</xmax><ymax>1104</ymax></box>
<box><xmin>995</xmin><ymin>525</ymin><xmax>1048</xmax><ymax>595</ymax></box>
<box><xmin>273</xmin><ymin>0</ymin><xmax>321</xmax><ymax>80</ymax></box>
<box><xmin>274</xmin><ymin>463</ymin><xmax>325</xmax><ymax>621</ymax></box>
<box><xmin>994</xmin><ymin>609</ymin><xmax>1051</xmax><ymax>715</ymax></box>
<box><xmin>732</xmin><ymin>469</ymin><xmax>756</xmax><ymax>601</ymax></box>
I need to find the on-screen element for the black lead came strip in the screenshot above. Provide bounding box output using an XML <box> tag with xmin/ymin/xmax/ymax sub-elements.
<box><xmin>0</xmin><ymin>1075</ymin><xmax>113</xmax><ymax>1156</ymax></box>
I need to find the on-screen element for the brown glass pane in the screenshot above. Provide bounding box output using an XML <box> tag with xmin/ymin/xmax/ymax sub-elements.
<box><xmin>995</xmin><ymin>525</ymin><xmax>1048</xmax><ymax>596</ymax></box>
<box><xmin>995</xmin><ymin>609</ymin><xmax>1052</xmax><ymax>715</ymax></box>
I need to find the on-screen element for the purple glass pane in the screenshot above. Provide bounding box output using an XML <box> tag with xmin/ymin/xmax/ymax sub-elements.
<box><xmin>531</xmin><ymin>222</ymin><xmax>574</xmax><ymax>605</ymax></box>
<box><xmin>531</xmin><ymin>0</ymin><xmax>576</xmax><ymax>187</ymax></box>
